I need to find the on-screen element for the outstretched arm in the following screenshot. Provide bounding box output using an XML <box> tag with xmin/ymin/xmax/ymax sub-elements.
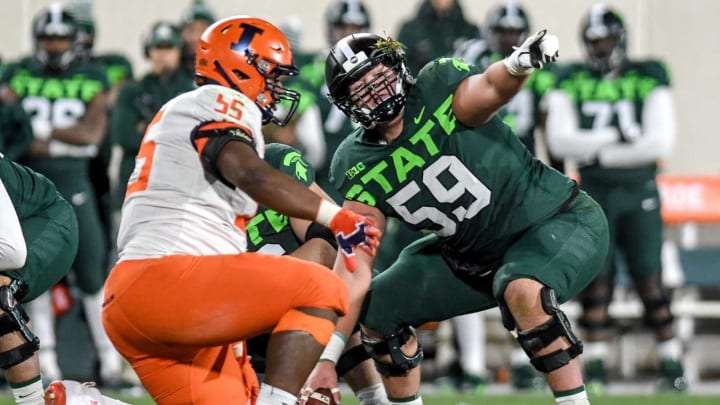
<box><xmin>453</xmin><ymin>30</ymin><xmax>560</xmax><ymax>127</ymax></box>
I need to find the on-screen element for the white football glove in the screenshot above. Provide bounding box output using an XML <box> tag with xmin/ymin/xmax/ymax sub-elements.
<box><xmin>504</xmin><ymin>29</ymin><xmax>560</xmax><ymax>76</ymax></box>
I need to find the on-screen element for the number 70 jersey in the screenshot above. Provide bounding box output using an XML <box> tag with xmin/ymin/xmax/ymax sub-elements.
<box><xmin>117</xmin><ymin>85</ymin><xmax>265</xmax><ymax>261</ymax></box>
<box><xmin>330</xmin><ymin>58</ymin><xmax>576</xmax><ymax>254</ymax></box>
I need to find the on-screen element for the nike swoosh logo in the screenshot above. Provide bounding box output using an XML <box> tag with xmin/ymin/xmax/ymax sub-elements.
<box><xmin>413</xmin><ymin>106</ymin><xmax>425</xmax><ymax>125</ymax></box>
<box><xmin>18</xmin><ymin>394</ymin><xmax>32</xmax><ymax>398</ymax></box>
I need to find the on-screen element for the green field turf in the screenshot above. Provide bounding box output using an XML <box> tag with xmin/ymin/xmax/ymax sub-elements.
<box><xmin>3</xmin><ymin>393</ymin><xmax>718</xmax><ymax>405</ymax></box>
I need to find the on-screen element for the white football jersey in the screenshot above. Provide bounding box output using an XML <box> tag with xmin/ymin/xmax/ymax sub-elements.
<box><xmin>117</xmin><ymin>84</ymin><xmax>265</xmax><ymax>261</ymax></box>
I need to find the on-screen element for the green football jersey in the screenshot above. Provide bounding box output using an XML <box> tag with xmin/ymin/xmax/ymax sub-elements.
<box><xmin>555</xmin><ymin>60</ymin><xmax>670</xmax><ymax>183</ymax></box>
<box><xmin>92</xmin><ymin>53</ymin><xmax>133</xmax><ymax>87</ymax></box>
<box><xmin>246</xmin><ymin>143</ymin><xmax>316</xmax><ymax>255</ymax></box>
<box><xmin>330</xmin><ymin>58</ymin><xmax>575</xmax><ymax>254</ymax></box>
<box><xmin>0</xmin><ymin>58</ymin><xmax>109</xmax><ymax>174</ymax></box>
<box><xmin>0</xmin><ymin>101</ymin><xmax>33</xmax><ymax>161</ymax></box>
<box><xmin>298</xmin><ymin>52</ymin><xmax>357</xmax><ymax>203</ymax></box>
<box><xmin>0</xmin><ymin>153</ymin><xmax>59</xmax><ymax>218</ymax></box>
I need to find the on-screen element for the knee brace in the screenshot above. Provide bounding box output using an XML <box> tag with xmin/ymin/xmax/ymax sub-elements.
<box><xmin>500</xmin><ymin>287</ymin><xmax>583</xmax><ymax>374</ymax></box>
<box><xmin>360</xmin><ymin>326</ymin><xmax>423</xmax><ymax>377</ymax></box>
<box><xmin>0</xmin><ymin>280</ymin><xmax>39</xmax><ymax>369</ymax></box>
<box><xmin>577</xmin><ymin>279</ymin><xmax>614</xmax><ymax>335</ymax></box>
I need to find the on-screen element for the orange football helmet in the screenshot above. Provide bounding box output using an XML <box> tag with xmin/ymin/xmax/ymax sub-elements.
<box><xmin>195</xmin><ymin>16</ymin><xmax>300</xmax><ymax>126</ymax></box>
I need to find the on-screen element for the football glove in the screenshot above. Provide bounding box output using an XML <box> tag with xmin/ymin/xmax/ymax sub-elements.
<box><xmin>316</xmin><ymin>200</ymin><xmax>380</xmax><ymax>271</ymax></box>
<box><xmin>504</xmin><ymin>29</ymin><xmax>560</xmax><ymax>76</ymax></box>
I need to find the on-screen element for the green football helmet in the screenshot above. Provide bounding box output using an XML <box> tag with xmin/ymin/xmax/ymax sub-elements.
<box><xmin>580</xmin><ymin>4</ymin><xmax>627</xmax><ymax>74</ymax></box>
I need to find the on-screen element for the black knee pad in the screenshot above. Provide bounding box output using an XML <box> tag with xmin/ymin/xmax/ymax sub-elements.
<box><xmin>634</xmin><ymin>274</ymin><xmax>674</xmax><ymax>330</ymax></box>
<box><xmin>500</xmin><ymin>287</ymin><xmax>583</xmax><ymax>374</ymax></box>
<box><xmin>360</xmin><ymin>326</ymin><xmax>423</xmax><ymax>377</ymax></box>
<box><xmin>0</xmin><ymin>280</ymin><xmax>39</xmax><ymax>369</ymax></box>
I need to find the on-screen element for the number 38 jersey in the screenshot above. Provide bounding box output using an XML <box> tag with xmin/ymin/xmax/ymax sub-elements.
<box><xmin>117</xmin><ymin>85</ymin><xmax>265</xmax><ymax>261</ymax></box>
<box><xmin>330</xmin><ymin>58</ymin><xmax>575</xmax><ymax>254</ymax></box>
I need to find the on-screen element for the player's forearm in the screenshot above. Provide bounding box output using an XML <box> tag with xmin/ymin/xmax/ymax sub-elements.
<box><xmin>332</xmin><ymin>251</ymin><xmax>373</xmax><ymax>339</ymax></box>
<box><xmin>598</xmin><ymin>88</ymin><xmax>675</xmax><ymax>167</ymax></box>
<box><xmin>453</xmin><ymin>61</ymin><xmax>528</xmax><ymax>127</ymax></box>
<box><xmin>50</xmin><ymin>123</ymin><xmax>105</xmax><ymax>145</ymax></box>
<box><xmin>49</xmin><ymin>94</ymin><xmax>107</xmax><ymax>145</ymax></box>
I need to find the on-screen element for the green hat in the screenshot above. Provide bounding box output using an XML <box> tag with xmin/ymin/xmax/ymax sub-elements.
<box><xmin>146</xmin><ymin>21</ymin><xmax>181</xmax><ymax>49</ymax></box>
<box><xmin>181</xmin><ymin>0</ymin><xmax>215</xmax><ymax>26</ymax></box>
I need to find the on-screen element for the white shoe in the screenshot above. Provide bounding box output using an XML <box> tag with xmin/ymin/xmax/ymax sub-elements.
<box><xmin>44</xmin><ymin>380</ymin><xmax>131</xmax><ymax>405</ymax></box>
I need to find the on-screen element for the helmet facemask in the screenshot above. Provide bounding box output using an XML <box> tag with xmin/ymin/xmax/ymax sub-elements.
<box><xmin>33</xmin><ymin>4</ymin><xmax>79</xmax><ymax>72</ymax></box>
<box><xmin>248</xmin><ymin>55</ymin><xmax>300</xmax><ymax>127</ymax></box>
<box><xmin>581</xmin><ymin>6</ymin><xmax>627</xmax><ymax>75</ymax></box>
<box><xmin>328</xmin><ymin>40</ymin><xmax>414</xmax><ymax>129</ymax></box>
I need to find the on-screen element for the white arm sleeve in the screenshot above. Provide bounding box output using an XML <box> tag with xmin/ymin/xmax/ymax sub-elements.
<box><xmin>545</xmin><ymin>89</ymin><xmax>619</xmax><ymax>163</ymax></box>
<box><xmin>598</xmin><ymin>87</ymin><xmax>675</xmax><ymax>168</ymax></box>
<box><xmin>0</xmin><ymin>178</ymin><xmax>27</xmax><ymax>270</ymax></box>
<box><xmin>293</xmin><ymin>104</ymin><xmax>327</xmax><ymax>169</ymax></box>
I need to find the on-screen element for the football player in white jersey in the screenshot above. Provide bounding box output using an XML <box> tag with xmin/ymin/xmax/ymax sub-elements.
<box><xmin>101</xmin><ymin>16</ymin><xmax>380</xmax><ymax>405</ymax></box>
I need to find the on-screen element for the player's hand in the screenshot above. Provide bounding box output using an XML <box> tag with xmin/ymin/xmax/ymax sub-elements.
<box><xmin>504</xmin><ymin>29</ymin><xmax>560</xmax><ymax>76</ymax></box>
<box><xmin>299</xmin><ymin>361</ymin><xmax>341</xmax><ymax>405</ymax></box>
<box><xmin>329</xmin><ymin>208</ymin><xmax>380</xmax><ymax>272</ymax></box>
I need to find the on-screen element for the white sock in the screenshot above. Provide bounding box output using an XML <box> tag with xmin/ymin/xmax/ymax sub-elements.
<box><xmin>11</xmin><ymin>376</ymin><xmax>44</xmax><ymax>405</ymax></box>
<box><xmin>451</xmin><ymin>312</ymin><xmax>486</xmax><ymax>377</ymax></box>
<box><xmin>510</xmin><ymin>347</ymin><xmax>528</xmax><ymax>366</ymax></box>
<box><xmin>657</xmin><ymin>337</ymin><xmax>683</xmax><ymax>360</ymax></box>
<box><xmin>29</xmin><ymin>291</ymin><xmax>62</xmax><ymax>381</ymax></box>
<box><xmin>82</xmin><ymin>289</ymin><xmax>123</xmax><ymax>380</ymax></box>
<box><xmin>555</xmin><ymin>386</ymin><xmax>589</xmax><ymax>405</ymax></box>
<box><xmin>583</xmin><ymin>341</ymin><xmax>608</xmax><ymax>360</ymax></box>
<box><xmin>256</xmin><ymin>383</ymin><xmax>298</xmax><ymax>405</ymax></box>
<box><xmin>356</xmin><ymin>383</ymin><xmax>388</xmax><ymax>405</ymax></box>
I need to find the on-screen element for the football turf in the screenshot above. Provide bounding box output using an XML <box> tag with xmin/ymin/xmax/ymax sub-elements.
<box><xmin>1</xmin><ymin>393</ymin><xmax>717</xmax><ymax>405</ymax></box>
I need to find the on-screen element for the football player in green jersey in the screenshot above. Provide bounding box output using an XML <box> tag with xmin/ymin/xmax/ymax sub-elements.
<box><xmin>301</xmin><ymin>30</ymin><xmax>608</xmax><ymax>405</ymax></box>
<box><xmin>0</xmin><ymin>154</ymin><xmax>78</xmax><ymax>404</ymax></box>
<box><xmin>0</xmin><ymin>4</ymin><xmax>120</xmax><ymax>386</ymax></box>
<box><xmin>545</xmin><ymin>4</ymin><xmax>684</xmax><ymax>392</ymax></box>
<box><xmin>247</xmin><ymin>143</ymin><xmax>388</xmax><ymax>405</ymax></box>
<box><xmin>454</xmin><ymin>1</ymin><xmax>564</xmax><ymax>390</ymax></box>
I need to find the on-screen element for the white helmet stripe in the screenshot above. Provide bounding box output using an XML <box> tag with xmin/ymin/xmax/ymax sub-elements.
<box><xmin>338</xmin><ymin>39</ymin><xmax>368</xmax><ymax>72</ymax></box>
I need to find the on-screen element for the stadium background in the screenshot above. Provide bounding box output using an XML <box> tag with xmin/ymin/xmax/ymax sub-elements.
<box><xmin>2</xmin><ymin>0</ymin><xmax>719</xmax><ymax>176</ymax></box>
<box><xmin>2</xmin><ymin>0</ymin><xmax>720</xmax><ymax>402</ymax></box>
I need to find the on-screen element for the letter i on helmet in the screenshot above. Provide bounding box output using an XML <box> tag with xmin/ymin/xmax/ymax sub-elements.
<box><xmin>194</xmin><ymin>16</ymin><xmax>301</xmax><ymax>126</ymax></box>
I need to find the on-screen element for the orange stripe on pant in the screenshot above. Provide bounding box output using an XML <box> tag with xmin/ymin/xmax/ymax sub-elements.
<box><xmin>102</xmin><ymin>253</ymin><xmax>348</xmax><ymax>405</ymax></box>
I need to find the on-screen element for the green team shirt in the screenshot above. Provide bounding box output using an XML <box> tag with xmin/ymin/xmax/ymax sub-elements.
<box><xmin>298</xmin><ymin>52</ymin><xmax>357</xmax><ymax>203</ymax></box>
<box><xmin>0</xmin><ymin>101</ymin><xmax>33</xmax><ymax>161</ymax></box>
<box><xmin>0</xmin><ymin>58</ymin><xmax>109</xmax><ymax>174</ymax></box>
<box><xmin>555</xmin><ymin>60</ymin><xmax>670</xmax><ymax>184</ymax></box>
<box><xmin>111</xmin><ymin>68</ymin><xmax>194</xmax><ymax>209</ymax></box>
<box><xmin>92</xmin><ymin>53</ymin><xmax>133</xmax><ymax>87</ymax></box>
<box><xmin>0</xmin><ymin>153</ymin><xmax>59</xmax><ymax>218</ymax></box>
<box><xmin>330</xmin><ymin>58</ymin><xmax>575</xmax><ymax>254</ymax></box>
<box><xmin>246</xmin><ymin>143</ymin><xmax>315</xmax><ymax>255</ymax></box>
